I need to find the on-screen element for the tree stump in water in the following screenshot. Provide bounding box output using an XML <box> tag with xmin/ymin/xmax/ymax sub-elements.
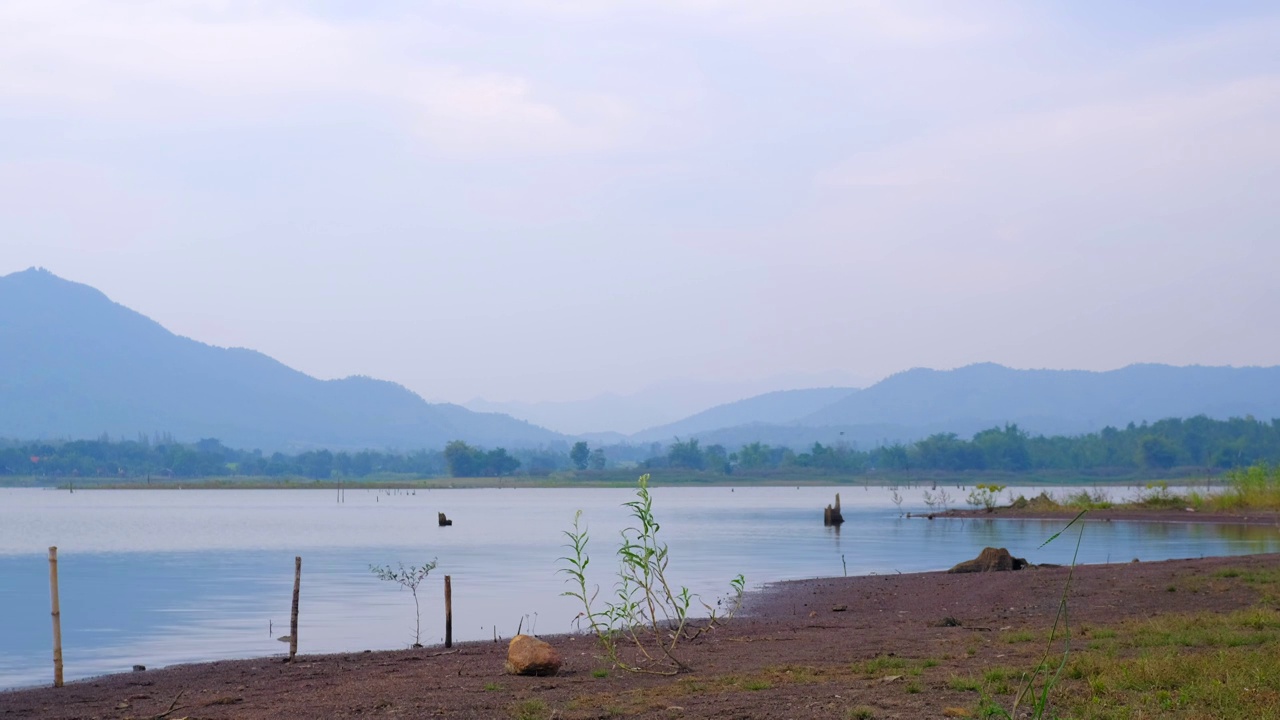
<box><xmin>438</xmin><ymin>512</ymin><xmax>453</xmax><ymax>527</ymax></box>
<box><xmin>823</xmin><ymin>493</ymin><xmax>844</xmax><ymax>526</ymax></box>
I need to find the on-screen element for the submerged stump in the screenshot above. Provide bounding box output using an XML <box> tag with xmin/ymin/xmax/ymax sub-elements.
<box><xmin>823</xmin><ymin>493</ymin><xmax>845</xmax><ymax>526</ymax></box>
<box><xmin>438</xmin><ymin>512</ymin><xmax>453</xmax><ymax>527</ymax></box>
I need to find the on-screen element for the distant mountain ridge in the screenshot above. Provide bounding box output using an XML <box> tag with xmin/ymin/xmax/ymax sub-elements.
<box><xmin>630</xmin><ymin>387</ymin><xmax>858</xmax><ymax>442</ymax></box>
<box><xmin>5</xmin><ymin>268</ymin><xmax>1277</xmax><ymax>455</ymax></box>
<box><xmin>0</xmin><ymin>268</ymin><xmax>563</xmax><ymax>451</ymax></box>
<box><xmin>463</xmin><ymin>369</ymin><xmax>868</xmax><ymax>435</ymax></box>
<box><xmin>625</xmin><ymin>363</ymin><xmax>1280</xmax><ymax>449</ymax></box>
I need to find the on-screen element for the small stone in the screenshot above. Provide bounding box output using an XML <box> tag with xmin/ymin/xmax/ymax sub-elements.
<box><xmin>504</xmin><ymin>634</ymin><xmax>561</xmax><ymax>676</ymax></box>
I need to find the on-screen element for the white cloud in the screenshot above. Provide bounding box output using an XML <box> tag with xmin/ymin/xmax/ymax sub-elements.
<box><xmin>0</xmin><ymin>1</ymin><xmax>633</xmax><ymax>155</ymax></box>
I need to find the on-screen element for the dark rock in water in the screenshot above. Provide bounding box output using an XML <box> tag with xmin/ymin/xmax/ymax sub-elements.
<box><xmin>132</xmin><ymin>665</ymin><xmax>146</xmax><ymax>672</ymax></box>
<box><xmin>438</xmin><ymin>512</ymin><xmax>453</xmax><ymax>527</ymax></box>
<box><xmin>947</xmin><ymin>547</ymin><xmax>1028</xmax><ymax>573</ymax></box>
<box><xmin>823</xmin><ymin>493</ymin><xmax>845</xmax><ymax>526</ymax></box>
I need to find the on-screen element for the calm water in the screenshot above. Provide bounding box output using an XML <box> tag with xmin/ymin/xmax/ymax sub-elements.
<box><xmin>1</xmin><ymin>485</ymin><xmax>1277</xmax><ymax>690</ymax></box>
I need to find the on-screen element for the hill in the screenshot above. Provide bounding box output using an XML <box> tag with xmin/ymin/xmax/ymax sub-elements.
<box><xmin>800</xmin><ymin>363</ymin><xmax>1280</xmax><ymax>434</ymax></box>
<box><xmin>630</xmin><ymin>387</ymin><xmax>858</xmax><ymax>442</ymax></box>
<box><xmin>0</xmin><ymin>268</ymin><xmax>563</xmax><ymax>451</ymax></box>
<box><xmin>629</xmin><ymin>363</ymin><xmax>1280</xmax><ymax>449</ymax></box>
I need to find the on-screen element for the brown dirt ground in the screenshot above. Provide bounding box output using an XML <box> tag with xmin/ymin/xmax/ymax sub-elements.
<box><xmin>5</xmin><ymin>551</ymin><xmax>1280</xmax><ymax>720</ymax></box>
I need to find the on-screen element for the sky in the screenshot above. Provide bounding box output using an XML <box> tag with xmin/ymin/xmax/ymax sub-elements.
<box><xmin>2</xmin><ymin>0</ymin><xmax>1278</xmax><ymax>408</ymax></box>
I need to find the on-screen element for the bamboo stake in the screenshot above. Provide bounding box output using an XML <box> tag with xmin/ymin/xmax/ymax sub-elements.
<box><xmin>289</xmin><ymin>556</ymin><xmax>301</xmax><ymax>661</ymax></box>
<box><xmin>49</xmin><ymin>546</ymin><xmax>63</xmax><ymax>687</ymax></box>
<box><xmin>444</xmin><ymin>575</ymin><xmax>453</xmax><ymax>649</ymax></box>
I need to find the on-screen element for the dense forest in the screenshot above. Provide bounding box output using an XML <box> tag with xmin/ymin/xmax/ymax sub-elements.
<box><xmin>2</xmin><ymin>415</ymin><xmax>1279</xmax><ymax>482</ymax></box>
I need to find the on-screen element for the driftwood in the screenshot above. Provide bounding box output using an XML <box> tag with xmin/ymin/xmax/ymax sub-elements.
<box><xmin>438</xmin><ymin>512</ymin><xmax>453</xmax><ymax>527</ymax></box>
<box><xmin>823</xmin><ymin>493</ymin><xmax>844</xmax><ymax>526</ymax></box>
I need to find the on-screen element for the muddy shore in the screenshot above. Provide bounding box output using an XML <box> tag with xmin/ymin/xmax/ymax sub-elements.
<box><xmin>4</xmin><ymin>551</ymin><xmax>1279</xmax><ymax>719</ymax></box>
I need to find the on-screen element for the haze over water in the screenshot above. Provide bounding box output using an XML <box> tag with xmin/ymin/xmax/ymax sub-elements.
<box><xmin>2</xmin><ymin>486</ymin><xmax>1277</xmax><ymax>690</ymax></box>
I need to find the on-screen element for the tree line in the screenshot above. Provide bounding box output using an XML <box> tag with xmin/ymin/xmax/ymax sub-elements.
<box><xmin>2</xmin><ymin>415</ymin><xmax>1279</xmax><ymax>481</ymax></box>
<box><xmin>642</xmin><ymin>416</ymin><xmax>1280</xmax><ymax>474</ymax></box>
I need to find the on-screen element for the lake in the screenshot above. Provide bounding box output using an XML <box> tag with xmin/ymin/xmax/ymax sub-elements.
<box><xmin>2</xmin><ymin>484</ymin><xmax>1277</xmax><ymax>690</ymax></box>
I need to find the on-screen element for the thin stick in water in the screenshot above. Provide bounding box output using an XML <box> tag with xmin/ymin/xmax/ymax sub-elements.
<box><xmin>289</xmin><ymin>556</ymin><xmax>301</xmax><ymax>661</ymax></box>
<box><xmin>49</xmin><ymin>546</ymin><xmax>63</xmax><ymax>688</ymax></box>
<box><xmin>444</xmin><ymin>575</ymin><xmax>453</xmax><ymax>649</ymax></box>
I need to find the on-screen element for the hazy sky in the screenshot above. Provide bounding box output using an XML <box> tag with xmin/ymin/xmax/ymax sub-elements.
<box><xmin>3</xmin><ymin>1</ymin><xmax>1278</xmax><ymax>405</ymax></box>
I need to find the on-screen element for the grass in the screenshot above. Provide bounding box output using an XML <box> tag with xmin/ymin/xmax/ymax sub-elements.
<box><xmin>1001</xmin><ymin>629</ymin><xmax>1038</xmax><ymax>644</ymax></box>
<box><xmin>1008</xmin><ymin>463</ymin><xmax>1280</xmax><ymax>515</ymax></box>
<box><xmin>850</xmin><ymin>656</ymin><xmax>908</xmax><ymax>675</ymax></box>
<box><xmin>949</xmin><ymin>676</ymin><xmax>982</xmax><ymax>692</ymax></box>
<box><xmin>559</xmin><ymin>595</ymin><xmax>1280</xmax><ymax>719</ymax></box>
<box><xmin>511</xmin><ymin>698</ymin><xmax>550</xmax><ymax>720</ymax></box>
<box><xmin>996</xmin><ymin>605</ymin><xmax>1280</xmax><ymax>718</ymax></box>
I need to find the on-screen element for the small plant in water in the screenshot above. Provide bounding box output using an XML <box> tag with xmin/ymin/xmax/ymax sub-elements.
<box><xmin>369</xmin><ymin>558</ymin><xmax>438</xmax><ymax>647</ymax></box>
<box><xmin>967</xmin><ymin>483</ymin><xmax>1007</xmax><ymax>512</ymax></box>
<box><xmin>890</xmin><ymin>487</ymin><xmax>904</xmax><ymax>515</ymax></box>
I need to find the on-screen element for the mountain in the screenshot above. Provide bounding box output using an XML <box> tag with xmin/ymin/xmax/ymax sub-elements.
<box><xmin>629</xmin><ymin>363</ymin><xmax>1280</xmax><ymax>449</ymax></box>
<box><xmin>0</xmin><ymin>268</ymin><xmax>563</xmax><ymax>451</ymax></box>
<box><xmin>800</xmin><ymin>363</ymin><xmax>1280</xmax><ymax>434</ymax></box>
<box><xmin>464</xmin><ymin>371</ymin><xmax>869</xmax><ymax>435</ymax></box>
<box><xmin>630</xmin><ymin>387</ymin><xmax>858</xmax><ymax>442</ymax></box>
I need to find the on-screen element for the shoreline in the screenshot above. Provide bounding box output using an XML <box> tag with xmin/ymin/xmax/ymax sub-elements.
<box><xmin>5</xmin><ymin>552</ymin><xmax>1280</xmax><ymax>718</ymax></box>
<box><xmin>0</xmin><ymin>476</ymin><xmax>1234</xmax><ymax>491</ymax></box>
<box><xmin>935</xmin><ymin>506</ymin><xmax>1280</xmax><ymax>526</ymax></box>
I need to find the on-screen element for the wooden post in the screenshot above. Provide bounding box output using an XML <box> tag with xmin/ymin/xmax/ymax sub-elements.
<box><xmin>444</xmin><ymin>575</ymin><xmax>453</xmax><ymax>648</ymax></box>
<box><xmin>49</xmin><ymin>546</ymin><xmax>63</xmax><ymax>688</ymax></box>
<box><xmin>289</xmin><ymin>556</ymin><xmax>301</xmax><ymax>661</ymax></box>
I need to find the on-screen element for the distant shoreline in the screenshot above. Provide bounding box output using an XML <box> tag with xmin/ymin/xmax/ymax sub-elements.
<box><xmin>935</xmin><ymin>505</ymin><xmax>1280</xmax><ymax>526</ymax></box>
<box><xmin>1</xmin><ymin>473</ymin><xmax>1229</xmax><ymax>491</ymax></box>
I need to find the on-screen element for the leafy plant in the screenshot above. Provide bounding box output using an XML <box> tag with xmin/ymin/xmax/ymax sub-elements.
<box><xmin>369</xmin><ymin>558</ymin><xmax>438</xmax><ymax>647</ymax></box>
<box><xmin>560</xmin><ymin>474</ymin><xmax>744</xmax><ymax>675</ymax></box>
<box><xmin>890</xmin><ymin>487</ymin><xmax>904</xmax><ymax>515</ymax></box>
<box><xmin>1136</xmin><ymin>480</ymin><xmax>1178</xmax><ymax>506</ymax></box>
<box><xmin>967</xmin><ymin>483</ymin><xmax>1007</xmax><ymax>511</ymax></box>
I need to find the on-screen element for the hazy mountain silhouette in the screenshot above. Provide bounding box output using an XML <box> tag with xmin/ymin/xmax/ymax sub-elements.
<box><xmin>0</xmin><ymin>268</ymin><xmax>562</xmax><ymax>450</ymax></box>
<box><xmin>464</xmin><ymin>370</ymin><xmax>867</xmax><ymax>435</ymax></box>
<box><xmin>800</xmin><ymin>363</ymin><xmax>1280</xmax><ymax>432</ymax></box>
<box><xmin>630</xmin><ymin>387</ymin><xmax>858</xmax><ymax>442</ymax></box>
<box><xmin>630</xmin><ymin>363</ymin><xmax>1280</xmax><ymax>449</ymax></box>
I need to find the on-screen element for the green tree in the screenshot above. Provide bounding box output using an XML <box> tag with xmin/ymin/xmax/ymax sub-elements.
<box><xmin>444</xmin><ymin>440</ymin><xmax>484</xmax><ymax>477</ymax></box>
<box><xmin>703</xmin><ymin>444</ymin><xmax>730</xmax><ymax>473</ymax></box>
<box><xmin>588</xmin><ymin>448</ymin><xmax>607</xmax><ymax>470</ymax></box>
<box><xmin>570</xmin><ymin>441</ymin><xmax>590</xmax><ymax>471</ymax></box>
<box><xmin>667</xmin><ymin>438</ymin><xmax>705</xmax><ymax>470</ymax></box>
<box><xmin>484</xmin><ymin>448</ymin><xmax>521</xmax><ymax>476</ymax></box>
<box><xmin>1137</xmin><ymin>435</ymin><xmax>1178</xmax><ymax>469</ymax></box>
